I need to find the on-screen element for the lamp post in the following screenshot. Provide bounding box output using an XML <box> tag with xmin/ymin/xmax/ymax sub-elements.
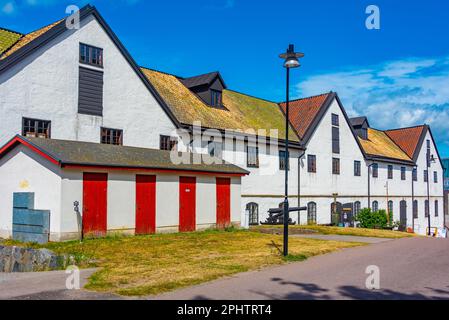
<box><xmin>426</xmin><ymin>150</ymin><xmax>436</xmax><ymax>236</ymax></box>
<box><xmin>368</xmin><ymin>163</ymin><xmax>376</xmax><ymax>210</ymax></box>
<box><xmin>279</xmin><ymin>44</ymin><xmax>304</xmax><ymax>257</ymax></box>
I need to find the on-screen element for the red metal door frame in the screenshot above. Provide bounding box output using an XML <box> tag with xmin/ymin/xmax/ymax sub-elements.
<box><xmin>135</xmin><ymin>175</ymin><xmax>156</xmax><ymax>235</ymax></box>
<box><xmin>83</xmin><ymin>172</ymin><xmax>108</xmax><ymax>236</ymax></box>
<box><xmin>216</xmin><ymin>177</ymin><xmax>231</xmax><ymax>228</ymax></box>
<box><xmin>179</xmin><ymin>176</ymin><xmax>196</xmax><ymax>232</ymax></box>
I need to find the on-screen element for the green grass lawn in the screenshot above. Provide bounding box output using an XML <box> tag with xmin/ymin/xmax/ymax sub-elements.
<box><xmin>3</xmin><ymin>229</ymin><xmax>363</xmax><ymax>296</ymax></box>
<box><xmin>254</xmin><ymin>225</ymin><xmax>415</xmax><ymax>239</ymax></box>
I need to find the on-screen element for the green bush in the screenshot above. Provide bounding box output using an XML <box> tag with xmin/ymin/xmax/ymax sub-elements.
<box><xmin>356</xmin><ymin>208</ymin><xmax>394</xmax><ymax>229</ymax></box>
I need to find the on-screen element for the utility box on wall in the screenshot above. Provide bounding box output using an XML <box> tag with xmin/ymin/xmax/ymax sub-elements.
<box><xmin>12</xmin><ymin>193</ymin><xmax>50</xmax><ymax>244</ymax></box>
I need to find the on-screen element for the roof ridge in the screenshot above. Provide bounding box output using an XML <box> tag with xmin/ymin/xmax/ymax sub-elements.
<box><xmin>140</xmin><ymin>66</ymin><xmax>183</xmax><ymax>79</ymax></box>
<box><xmin>279</xmin><ymin>91</ymin><xmax>332</xmax><ymax>104</ymax></box>
<box><xmin>384</xmin><ymin>124</ymin><xmax>427</xmax><ymax>132</ymax></box>
<box><xmin>224</xmin><ymin>88</ymin><xmax>277</xmax><ymax>104</ymax></box>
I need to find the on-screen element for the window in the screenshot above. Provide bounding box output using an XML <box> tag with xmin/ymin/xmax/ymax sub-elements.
<box><xmin>307</xmin><ymin>202</ymin><xmax>317</xmax><ymax>225</ymax></box>
<box><xmin>331</xmin><ymin>113</ymin><xmax>339</xmax><ymax>126</ymax></box>
<box><xmin>434</xmin><ymin>171</ymin><xmax>438</xmax><ymax>183</ymax></box>
<box><xmin>208</xmin><ymin>141</ymin><xmax>223</xmax><ymax>158</ymax></box>
<box><xmin>246</xmin><ymin>203</ymin><xmax>259</xmax><ymax>226</ymax></box>
<box><xmin>78</xmin><ymin>67</ymin><xmax>104</xmax><ymax>116</ymax></box>
<box><xmin>247</xmin><ymin>146</ymin><xmax>259</xmax><ymax>168</ymax></box>
<box><xmin>413</xmin><ymin>200</ymin><xmax>418</xmax><ymax>219</ymax></box>
<box><xmin>160</xmin><ymin>135</ymin><xmax>177</xmax><ymax>151</ymax></box>
<box><xmin>427</xmin><ymin>139</ymin><xmax>431</xmax><ymax>149</ymax></box>
<box><xmin>210</xmin><ymin>90</ymin><xmax>222</xmax><ymax>107</ymax></box>
<box><xmin>401</xmin><ymin>167</ymin><xmax>406</xmax><ymax>181</ymax></box>
<box><xmin>424</xmin><ymin>200</ymin><xmax>430</xmax><ymax>217</ymax></box>
<box><xmin>413</xmin><ymin>168</ymin><xmax>418</xmax><ymax>182</ymax></box>
<box><xmin>22</xmin><ymin>117</ymin><xmax>51</xmax><ymax>138</ymax></box>
<box><xmin>279</xmin><ymin>151</ymin><xmax>289</xmax><ymax>171</ymax></box>
<box><xmin>388</xmin><ymin>201</ymin><xmax>393</xmax><ymax>215</ymax></box>
<box><xmin>101</xmin><ymin>127</ymin><xmax>123</xmax><ymax>145</ymax></box>
<box><xmin>388</xmin><ymin>165</ymin><xmax>393</xmax><ymax>179</ymax></box>
<box><xmin>354</xmin><ymin>161</ymin><xmax>361</xmax><ymax>177</ymax></box>
<box><xmin>332</xmin><ymin>127</ymin><xmax>340</xmax><ymax>154</ymax></box>
<box><xmin>332</xmin><ymin>158</ymin><xmax>340</xmax><ymax>175</ymax></box>
<box><xmin>435</xmin><ymin>200</ymin><xmax>439</xmax><ymax>217</ymax></box>
<box><xmin>424</xmin><ymin>170</ymin><xmax>428</xmax><ymax>183</ymax></box>
<box><xmin>308</xmin><ymin>155</ymin><xmax>317</xmax><ymax>173</ymax></box>
<box><xmin>372</xmin><ymin>201</ymin><xmax>379</xmax><ymax>212</ymax></box>
<box><xmin>372</xmin><ymin>163</ymin><xmax>378</xmax><ymax>178</ymax></box>
<box><xmin>80</xmin><ymin>43</ymin><xmax>103</xmax><ymax>67</ymax></box>
<box><xmin>354</xmin><ymin>201</ymin><xmax>361</xmax><ymax>216</ymax></box>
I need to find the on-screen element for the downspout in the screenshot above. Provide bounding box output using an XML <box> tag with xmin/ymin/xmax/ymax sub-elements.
<box><xmin>297</xmin><ymin>151</ymin><xmax>305</xmax><ymax>225</ymax></box>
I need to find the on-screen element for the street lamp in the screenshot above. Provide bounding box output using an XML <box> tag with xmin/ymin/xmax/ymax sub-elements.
<box><xmin>427</xmin><ymin>151</ymin><xmax>436</xmax><ymax>236</ymax></box>
<box><xmin>368</xmin><ymin>163</ymin><xmax>376</xmax><ymax>210</ymax></box>
<box><xmin>279</xmin><ymin>44</ymin><xmax>304</xmax><ymax>256</ymax></box>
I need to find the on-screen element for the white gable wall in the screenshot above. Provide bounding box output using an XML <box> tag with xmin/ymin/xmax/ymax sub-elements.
<box><xmin>0</xmin><ymin>15</ymin><xmax>177</xmax><ymax>148</ymax></box>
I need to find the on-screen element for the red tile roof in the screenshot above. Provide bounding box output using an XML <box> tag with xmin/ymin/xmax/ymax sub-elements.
<box><xmin>385</xmin><ymin>125</ymin><xmax>426</xmax><ymax>160</ymax></box>
<box><xmin>279</xmin><ymin>93</ymin><xmax>331</xmax><ymax>139</ymax></box>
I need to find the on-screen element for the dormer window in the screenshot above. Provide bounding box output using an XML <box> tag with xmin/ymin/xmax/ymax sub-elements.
<box><xmin>211</xmin><ymin>90</ymin><xmax>222</xmax><ymax>107</ymax></box>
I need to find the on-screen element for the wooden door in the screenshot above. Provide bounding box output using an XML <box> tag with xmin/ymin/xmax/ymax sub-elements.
<box><xmin>216</xmin><ymin>178</ymin><xmax>231</xmax><ymax>228</ymax></box>
<box><xmin>179</xmin><ymin>177</ymin><xmax>196</xmax><ymax>232</ymax></box>
<box><xmin>83</xmin><ymin>173</ymin><xmax>108</xmax><ymax>236</ymax></box>
<box><xmin>136</xmin><ymin>175</ymin><xmax>156</xmax><ymax>235</ymax></box>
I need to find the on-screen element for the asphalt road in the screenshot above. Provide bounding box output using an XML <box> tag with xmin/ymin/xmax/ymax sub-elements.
<box><xmin>2</xmin><ymin>236</ymin><xmax>449</xmax><ymax>300</ymax></box>
<box><xmin>154</xmin><ymin>237</ymin><xmax>449</xmax><ymax>300</ymax></box>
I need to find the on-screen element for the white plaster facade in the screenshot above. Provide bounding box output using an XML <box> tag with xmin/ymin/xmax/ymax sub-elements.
<box><xmin>0</xmin><ymin>15</ymin><xmax>177</xmax><ymax>148</ymax></box>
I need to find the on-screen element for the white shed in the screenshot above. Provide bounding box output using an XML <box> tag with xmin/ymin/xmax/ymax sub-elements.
<box><xmin>0</xmin><ymin>136</ymin><xmax>247</xmax><ymax>242</ymax></box>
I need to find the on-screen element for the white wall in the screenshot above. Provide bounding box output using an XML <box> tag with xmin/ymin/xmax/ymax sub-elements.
<box><xmin>0</xmin><ymin>14</ymin><xmax>177</xmax><ymax>148</ymax></box>
<box><xmin>0</xmin><ymin>145</ymin><xmax>62</xmax><ymax>240</ymax></box>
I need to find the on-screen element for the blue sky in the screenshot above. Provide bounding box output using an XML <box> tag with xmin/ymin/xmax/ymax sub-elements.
<box><xmin>1</xmin><ymin>0</ymin><xmax>449</xmax><ymax>157</ymax></box>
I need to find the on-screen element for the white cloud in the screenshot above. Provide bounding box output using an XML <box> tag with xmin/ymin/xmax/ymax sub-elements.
<box><xmin>297</xmin><ymin>56</ymin><xmax>449</xmax><ymax>152</ymax></box>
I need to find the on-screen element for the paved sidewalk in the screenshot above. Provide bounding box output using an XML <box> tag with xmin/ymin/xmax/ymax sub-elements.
<box><xmin>291</xmin><ymin>234</ymin><xmax>393</xmax><ymax>243</ymax></box>
<box><xmin>0</xmin><ymin>269</ymin><xmax>120</xmax><ymax>300</ymax></box>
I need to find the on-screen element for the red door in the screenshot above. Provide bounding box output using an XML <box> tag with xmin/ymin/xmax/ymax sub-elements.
<box><xmin>216</xmin><ymin>178</ymin><xmax>231</xmax><ymax>229</ymax></box>
<box><xmin>179</xmin><ymin>177</ymin><xmax>196</xmax><ymax>232</ymax></box>
<box><xmin>83</xmin><ymin>173</ymin><xmax>108</xmax><ymax>236</ymax></box>
<box><xmin>136</xmin><ymin>175</ymin><xmax>156</xmax><ymax>235</ymax></box>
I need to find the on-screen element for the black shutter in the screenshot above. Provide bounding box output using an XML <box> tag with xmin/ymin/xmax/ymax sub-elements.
<box><xmin>78</xmin><ymin>67</ymin><xmax>104</xmax><ymax>116</ymax></box>
<box><xmin>332</xmin><ymin>127</ymin><xmax>340</xmax><ymax>154</ymax></box>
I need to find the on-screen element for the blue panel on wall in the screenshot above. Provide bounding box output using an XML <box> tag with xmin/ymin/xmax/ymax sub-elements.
<box><xmin>13</xmin><ymin>209</ymin><xmax>50</xmax><ymax>229</ymax></box>
<box><xmin>12</xmin><ymin>232</ymin><xmax>49</xmax><ymax>244</ymax></box>
<box><xmin>13</xmin><ymin>193</ymin><xmax>35</xmax><ymax>209</ymax></box>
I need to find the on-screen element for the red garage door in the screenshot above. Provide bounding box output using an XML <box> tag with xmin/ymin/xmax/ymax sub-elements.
<box><xmin>136</xmin><ymin>175</ymin><xmax>156</xmax><ymax>235</ymax></box>
<box><xmin>179</xmin><ymin>177</ymin><xmax>196</xmax><ymax>232</ymax></box>
<box><xmin>83</xmin><ymin>173</ymin><xmax>108</xmax><ymax>236</ymax></box>
<box><xmin>216</xmin><ymin>178</ymin><xmax>231</xmax><ymax>229</ymax></box>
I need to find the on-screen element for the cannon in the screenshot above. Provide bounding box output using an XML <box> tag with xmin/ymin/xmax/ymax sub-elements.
<box><xmin>260</xmin><ymin>206</ymin><xmax>306</xmax><ymax>225</ymax></box>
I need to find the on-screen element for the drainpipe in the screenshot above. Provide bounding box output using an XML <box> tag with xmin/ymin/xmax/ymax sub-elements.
<box><xmin>297</xmin><ymin>151</ymin><xmax>305</xmax><ymax>225</ymax></box>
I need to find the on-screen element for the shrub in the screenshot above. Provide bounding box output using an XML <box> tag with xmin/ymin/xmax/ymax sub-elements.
<box><xmin>356</xmin><ymin>208</ymin><xmax>394</xmax><ymax>229</ymax></box>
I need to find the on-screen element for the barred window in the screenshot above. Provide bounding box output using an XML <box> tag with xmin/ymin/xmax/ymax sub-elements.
<box><xmin>307</xmin><ymin>202</ymin><xmax>317</xmax><ymax>225</ymax></box>
<box><xmin>308</xmin><ymin>155</ymin><xmax>316</xmax><ymax>173</ymax></box>
<box><xmin>354</xmin><ymin>201</ymin><xmax>361</xmax><ymax>216</ymax></box>
<box><xmin>279</xmin><ymin>150</ymin><xmax>289</xmax><ymax>171</ymax></box>
<box><xmin>388</xmin><ymin>165</ymin><xmax>393</xmax><ymax>180</ymax></box>
<box><xmin>101</xmin><ymin>127</ymin><xmax>123</xmax><ymax>145</ymax></box>
<box><xmin>412</xmin><ymin>168</ymin><xmax>418</xmax><ymax>181</ymax></box>
<box><xmin>425</xmin><ymin>200</ymin><xmax>429</xmax><ymax>218</ymax></box>
<box><xmin>354</xmin><ymin>161</ymin><xmax>361</xmax><ymax>177</ymax></box>
<box><xmin>372</xmin><ymin>201</ymin><xmax>379</xmax><ymax>212</ymax></box>
<box><xmin>247</xmin><ymin>146</ymin><xmax>259</xmax><ymax>168</ymax></box>
<box><xmin>413</xmin><ymin>200</ymin><xmax>418</xmax><ymax>219</ymax></box>
<box><xmin>332</xmin><ymin>158</ymin><xmax>340</xmax><ymax>175</ymax></box>
<box><xmin>372</xmin><ymin>163</ymin><xmax>378</xmax><ymax>178</ymax></box>
<box><xmin>22</xmin><ymin>117</ymin><xmax>51</xmax><ymax>139</ymax></box>
<box><xmin>401</xmin><ymin>167</ymin><xmax>406</xmax><ymax>181</ymax></box>
<box><xmin>435</xmin><ymin>200</ymin><xmax>439</xmax><ymax>217</ymax></box>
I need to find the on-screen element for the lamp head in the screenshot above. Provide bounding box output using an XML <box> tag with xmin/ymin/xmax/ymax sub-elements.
<box><xmin>279</xmin><ymin>44</ymin><xmax>304</xmax><ymax>69</ymax></box>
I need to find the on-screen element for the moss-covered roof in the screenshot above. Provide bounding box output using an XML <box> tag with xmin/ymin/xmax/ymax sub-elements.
<box><xmin>142</xmin><ymin>68</ymin><xmax>299</xmax><ymax>142</ymax></box>
<box><xmin>0</xmin><ymin>28</ymin><xmax>22</xmax><ymax>55</ymax></box>
<box><xmin>359</xmin><ymin>128</ymin><xmax>412</xmax><ymax>162</ymax></box>
<box><xmin>0</xmin><ymin>20</ymin><xmax>62</xmax><ymax>60</ymax></box>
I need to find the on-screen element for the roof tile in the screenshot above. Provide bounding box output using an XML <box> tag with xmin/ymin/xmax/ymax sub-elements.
<box><xmin>385</xmin><ymin>126</ymin><xmax>426</xmax><ymax>160</ymax></box>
